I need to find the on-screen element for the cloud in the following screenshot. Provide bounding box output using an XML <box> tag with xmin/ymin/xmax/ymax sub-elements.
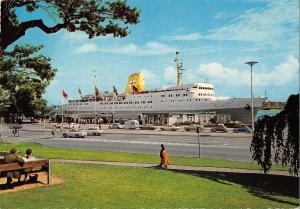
<box><xmin>214</xmin><ymin>11</ymin><xmax>236</xmax><ymax>19</ymax></box>
<box><xmin>63</xmin><ymin>31</ymin><xmax>89</xmax><ymax>42</ymax></box>
<box><xmin>163</xmin><ymin>66</ymin><xmax>177</xmax><ymax>85</ymax></box>
<box><xmin>167</xmin><ymin>33</ymin><xmax>202</xmax><ymax>41</ymax></box>
<box><xmin>207</xmin><ymin>0</ymin><xmax>298</xmax><ymax>44</ymax></box>
<box><xmin>75</xmin><ymin>43</ymin><xmax>98</xmax><ymax>53</ymax></box>
<box><xmin>141</xmin><ymin>69</ymin><xmax>160</xmax><ymax>87</ymax></box>
<box><xmin>74</xmin><ymin>42</ymin><xmax>177</xmax><ymax>56</ymax></box>
<box><xmin>164</xmin><ymin>0</ymin><xmax>298</xmax><ymax>45</ymax></box>
<box><xmin>193</xmin><ymin>55</ymin><xmax>299</xmax><ymax>88</ymax></box>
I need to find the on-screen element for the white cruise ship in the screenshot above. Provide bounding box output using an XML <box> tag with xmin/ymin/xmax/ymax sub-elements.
<box><xmin>65</xmin><ymin>52</ymin><xmax>266</xmax><ymax>122</ymax></box>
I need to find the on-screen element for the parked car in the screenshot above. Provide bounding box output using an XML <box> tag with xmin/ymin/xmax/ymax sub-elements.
<box><xmin>85</xmin><ymin>127</ymin><xmax>103</xmax><ymax>136</ymax></box>
<box><xmin>160</xmin><ymin>125</ymin><xmax>180</xmax><ymax>131</ymax></box>
<box><xmin>8</xmin><ymin>124</ymin><xmax>23</xmax><ymax>129</ymax></box>
<box><xmin>210</xmin><ymin>124</ymin><xmax>228</xmax><ymax>132</ymax></box>
<box><xmin>124</xmin><ymin>120</ymin><xmax>139</xmax><ymax>129</ymax></box>
<box><xmin>62</xmin><ymin>130</ymin><xmax>87</xmax><ymax>138</ymax></box>
<box><xmin>233</xmin><ymin>126</ymin><xmax>251</xmax><ymax>133</ymax></box>
<box><xmin>139</xmin><ymin>124</ymin><xmax>156</xmax><ymax>130</ymax></box>
<box><xmin>54</xmin><ymin>123</ymin><xmax>80</xmax><ymax>129</ymax></box>
<box><xmin>109</xmin><ymin>123</ymin><xmax>124</xmax><ymax>129</ymax></box>
<box><xmin>54</xmin><ymin>123</ymin><xmax>69</xmax><ymax>129</ymax></box>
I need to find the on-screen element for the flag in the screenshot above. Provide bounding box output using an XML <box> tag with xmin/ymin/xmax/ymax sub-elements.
<box><xmin>95</xmin><ymin>86</ymin><xmax>99</xmax><ymax>97</ymax></box>
<box><xmin>113</xmin><ymin>85</ymin><xmax>118</xmax><ymax>99</ymax></box>
<box><xmin>132</xmin><ymin>85</ymin><xmax>139</xmax><ymax>93</ymax></box>
<box><xmin>62</xmin><ymin>90</ymin><xmax>68</xmax><ymax>99</ymax></box>
<box><xmin>129</xmin><ymin>80</ymin><xmax>138</xmax><ymax>94</ymax></box>
<box><xmin>78</xmin><ymin>88</ymin><xmax>83</xmax><ymax>98</ymax></box>
<box><xmin>113</xmin><ymin>85</ymin><xmax>118</xmax><ymax>96</ymax></box>
<box><xmin>95</xmin><ymin>86</ymin><xmax>104</xmax><ymax>100</ymax></box>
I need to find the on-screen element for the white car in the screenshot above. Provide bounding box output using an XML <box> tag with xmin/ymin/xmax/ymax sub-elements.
<box><xmin>85</xmin><ymin>127</ymin><xmax>103</xmax><ymax>136</ymax></box>
<box><xmin>109</xmin><ymin>123</ymin><xmax>124</xmax><ymax>129</ymax></box>
<box><xmin>54</xmin><ymin>123</ymin><xmax>69</xmax><ymax>129</ymax></box>
<box><xmin>55</xmin><ymin>123</ymin><xmax>80</xmax><ymax>129</ymax></box>
<box><xmin>62</xmin><ymin>131</ymin><xmax>87</xmax><ymax>138</ymax></box>
<box><xmin>69</xmin><ymin>123</ymin><xmax>80</xmax><ymax>129</ymax></box>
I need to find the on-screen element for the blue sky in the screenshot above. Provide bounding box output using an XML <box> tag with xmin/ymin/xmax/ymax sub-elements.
<box><xmin>13</xmin><ymin>0</ymin><xmax>299</xmax><ymax>104</ymax></box>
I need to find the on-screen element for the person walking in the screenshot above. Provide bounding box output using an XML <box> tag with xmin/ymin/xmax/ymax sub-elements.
<box><xmin>159</xmin><ymin>144</ymin><xmax>170</xmax><ymax>169</ymax></box>
<box><xmin>51</xmin><ymin>129</ymin><xmax>55</xmax><ymax>138</ymax></box>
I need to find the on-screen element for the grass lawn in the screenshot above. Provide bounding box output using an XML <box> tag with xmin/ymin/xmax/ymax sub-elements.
<box><xmin>0</xmin><ymin>163</ymin><xmax>298</xmax><ymax>209</ymax></box>
<box><xmin>0</xmin><ymin>142</ymin><xmax>290</xmax><ymax>171</ymax></box>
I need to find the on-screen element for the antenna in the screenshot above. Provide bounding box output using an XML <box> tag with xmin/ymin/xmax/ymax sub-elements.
<box><xmin>174</xmin><ymin>52</ymin><xmax>184</xmax><ymax>87</ymax></box>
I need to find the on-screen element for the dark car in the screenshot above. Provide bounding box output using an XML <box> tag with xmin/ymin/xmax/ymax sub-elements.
<box><xmin>233</xmin><ymin>126</ymin><xmax>251</xmax><ymax>133</ymax></box>
<box><xmin>139</xmin><ymin>124</ymin><xmax>156</xmax><ymax>130</ymax></box>
<box><xmin>210</xmin><ymin>124</ymin><xmax>228</xmax><ymax>133</ymax></box>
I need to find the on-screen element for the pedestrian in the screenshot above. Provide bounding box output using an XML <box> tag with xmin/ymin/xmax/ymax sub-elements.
<box><xmin>159</xmin><ymin>144</ymin><xmax>170</xmax><ymax>169</ymax></box>
<box><xmin>51</xmin><ymin>129</ymin><xmax>55</xmax><ymax>138</ymax></box>
<box><xmin>12</xmin><ymin>129</ymin><xmax>16</xmax><ymax>137</ymax></box>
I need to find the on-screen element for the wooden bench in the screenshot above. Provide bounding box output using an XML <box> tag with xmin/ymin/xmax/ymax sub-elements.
<box><xmin>0</xmin><ymin>154</ymin><xmax>51</xmax><ymax>186</ymax></box>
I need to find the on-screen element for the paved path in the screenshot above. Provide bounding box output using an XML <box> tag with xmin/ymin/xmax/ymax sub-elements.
<box><xmin>51</xmin><ymin>159</ymin><xmax>290</xmax><ymax>176</ymax></box>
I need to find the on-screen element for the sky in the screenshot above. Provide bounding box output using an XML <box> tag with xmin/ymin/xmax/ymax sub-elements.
<box><xmin>13</xmin><ymin>0</ymin><xmax>299</xmax><ymax>105</ymax></box>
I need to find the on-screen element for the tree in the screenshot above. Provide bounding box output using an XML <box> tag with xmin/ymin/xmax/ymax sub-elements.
<box><xmin>0</xmin><ymin>0</ymin><xmax>140</xmax><ymax>49</ymax></box>
<box><xmin>0</xmin><ymin>44</ymin><xmax>56</xmax><ymax>121</ymax></box>
<box><xmin>0</xmin><ymin>0</ymin><xmax>140</xmax><ymax>120</ymax></box>
<box><xmin>250</xmin><ymin>94</ymin><xmax>299</xmax><ymax>175</ymax></box>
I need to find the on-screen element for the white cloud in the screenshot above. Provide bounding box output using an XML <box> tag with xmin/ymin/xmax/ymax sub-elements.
<box><xmin>75</xmin><ymin>43</ymin><xmax>98</xmax><ymax>53</ymax></box>
<box><xmin>193</xmin><ymin>55</ymin><xmax>299</xmax><ymax>88</ymax></box>
<box><xmin>167</xmin><ymin>33</ymin><xmax>202</xmax><ymax>41</ymax></box>
<box><xmin>74</xmin><ymin>42</ymin><xmax>177</xmax><ymax>56</ymax></box>
<box><xmin>207</xmin><ymin>0</ymin><xmax>299</xmax><ymax>44</ymax></box>
<box><xmin>214</xmin><ymin>11</ymin><xmax>236</xmax><ymax>19</ymax></box>
<box><xmin>141</xmin><ymin>42</ymin><xmax>176</xmax><ymax>55</ymax></box>
<box><xmin>163</xmin><ymin>66</ymin><xmax>176</xmax><ymax>85</ymax></box>
<box><xmin>63</xmin><ymin>31</ymin><xmax>89</xmax><ymax>42</ymax></box>
<box><xmin>165</xmin><ymin>0</ymin><xmax>298</xmax><ymax>45</ymax></box>
<box><xmin>141</xmin><ymin>69</ymin><xmax>160</xmax><ymax>87</ymax></box>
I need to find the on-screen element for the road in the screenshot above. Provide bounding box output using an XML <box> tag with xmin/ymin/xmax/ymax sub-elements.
<box><xmin>0</xmin><ymin>123</ymin><xmax>253</xmax><ymax>161</ymax></box>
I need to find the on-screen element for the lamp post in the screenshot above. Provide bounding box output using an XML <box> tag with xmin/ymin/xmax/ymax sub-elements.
<box><xmin>245</xmin><ymin>61</ymin><xmax>258</xmax><ymax>136</ymax></box>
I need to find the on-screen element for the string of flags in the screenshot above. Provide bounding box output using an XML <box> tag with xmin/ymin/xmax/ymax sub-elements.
<box><xmin>62</xmin><ymin>86</ymin><xmax>119</xmax><ymax>100</ymax></box>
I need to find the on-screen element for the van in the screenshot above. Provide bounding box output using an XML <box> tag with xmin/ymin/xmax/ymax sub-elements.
<box><xmin>124</xmin><ymin>120</ymin><xmax>139</xmax><ymax>129</ymax></box>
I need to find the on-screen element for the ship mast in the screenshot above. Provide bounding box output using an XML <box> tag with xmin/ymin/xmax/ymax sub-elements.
<box><xmin>175</xmin><ymin>52</ymin><xmax>184</xmax><ymax>87</ymax></box>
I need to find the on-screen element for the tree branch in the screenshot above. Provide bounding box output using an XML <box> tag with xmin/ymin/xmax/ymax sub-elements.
<box><xmin>19</xmin><ymin>19</ymin><xmax>65</xmax><ymax>34</ymax></box>
<box><xmin>1</xmin><ymin>19</ymin><xmax>65</xmax><ymax>49</ymax></box>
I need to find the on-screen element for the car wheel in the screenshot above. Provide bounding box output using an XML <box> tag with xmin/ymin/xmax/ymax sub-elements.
<box><xmin>233</xmin><ymin>130</ymin><xmax>238</xmax><ymax>133</ymax></box>
<box><xmin>210</xmin><ymin>129</ymin><xmax>216</xmax><ymax>132</ymax></box>
<box><xmin>75</xmin><ymin>134</ymin><xmax>79</xmax><ymax>138</ymax></box>
<box><xmin>63</xmin><ymin>134</ymin><xmax>67</xmax><ymax>138</ymax></box>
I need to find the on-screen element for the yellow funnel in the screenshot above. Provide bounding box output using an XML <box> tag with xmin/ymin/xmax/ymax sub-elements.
<box><xmin>125</xmin><ymin>72</ymin><xmax>145</xmax><ymax>94</ymax></box>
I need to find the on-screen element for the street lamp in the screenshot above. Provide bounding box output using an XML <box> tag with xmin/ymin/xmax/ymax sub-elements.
<box><xmin>245</xmin><ymin>61</ymin><xmax>258</xmax><ymax>136</ymax></box>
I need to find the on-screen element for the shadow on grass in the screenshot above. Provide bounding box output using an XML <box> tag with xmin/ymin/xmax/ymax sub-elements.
<box><xmin>160</xmin><ymin>168</ymin><xmax>299</xmax><ymax>206</ymax></box>
<box><xmin>0</xmin><ymin>179</ymin><xmax>45</xmax><ymax>191</ymax></box>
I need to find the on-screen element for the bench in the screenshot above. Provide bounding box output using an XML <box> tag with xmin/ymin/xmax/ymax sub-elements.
<box><xmin>0</xmin><ymin>154</ymin><xmax>51</xmax><ymax>186</ymax></box>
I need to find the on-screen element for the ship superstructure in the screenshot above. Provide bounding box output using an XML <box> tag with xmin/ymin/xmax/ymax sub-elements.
<box><xmin>65</xmin><ymin>52</ymin><xmax>266</xmax><ymax>122</ymax></box>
